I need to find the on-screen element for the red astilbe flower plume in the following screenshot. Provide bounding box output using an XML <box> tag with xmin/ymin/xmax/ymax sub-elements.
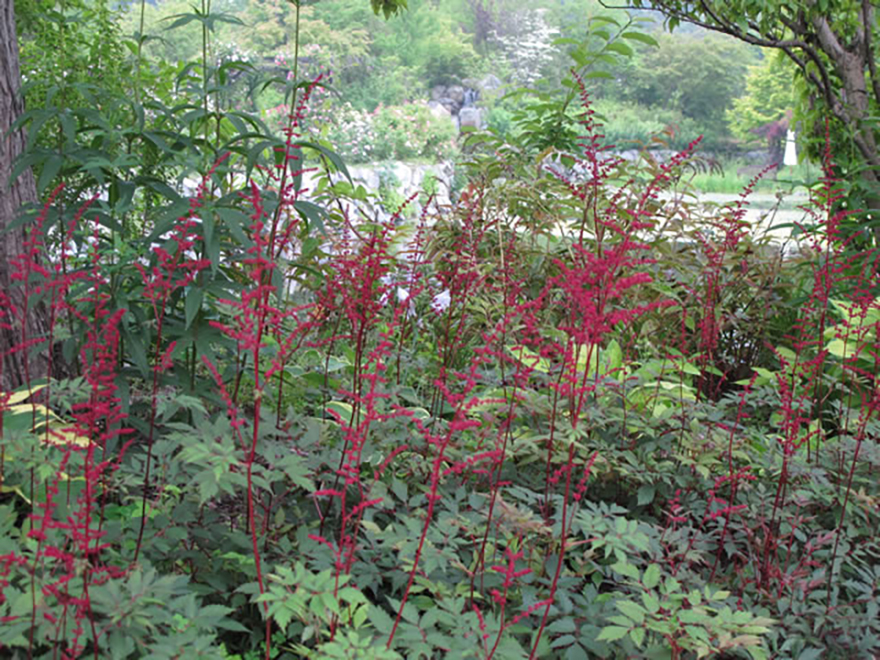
<box><xmin>753</xmin><ymin>121</ymin><xmax>880</xmax><ymax>592</ymax></box>
<box><xmin>306</xmin><ymin>198</ymin><xmax>438</xmax><ymax>616</ymax></box>
<box><xmin>201</xmin><ymin>76</ymin><xmax>325</xmax><ymax>660</ymax></box>
<box><xmin>692</xmin><ymin>163</ymin><xmax>776</xmax><ymax>398</ymax></box>
<box><xmin>388</xmin><ymin>325</ymin><xmax>501</xmax><ymax>649</ymax></box>
<box><xmin>4</xmin><ymin>215</ymin><xmax>132</xmax><ymax>658</ymax></box>
<box><xmin>531</xmin><ymin>70</ymin><xmax>694</xmax><ymax>659</ymax></box>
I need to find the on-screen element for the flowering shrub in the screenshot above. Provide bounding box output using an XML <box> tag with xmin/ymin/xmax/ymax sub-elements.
<box><xmin>489</xmin><ymin>8</ymin><xmax>560</xmax><ymax>85</ymax></box>
<box><xmin>267</xmin><ymin>100</ymin><xmax>456</xmax><ymax>164</ymax></box>
<box><xmin>370</xmin><ymin>101</ymin><xmax>457</xmax><ymax>161</ymax></box>
<box><xmin>311</xmin><ymin>102</ymin><xmax>380</xmax><ymax>163</ymax></box>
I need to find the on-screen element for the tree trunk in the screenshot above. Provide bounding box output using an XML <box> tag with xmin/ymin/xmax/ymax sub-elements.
<box><xmin>1</xmin><ymin>0</ymin><xmax>47</xmax><ymax>393</ymax></box>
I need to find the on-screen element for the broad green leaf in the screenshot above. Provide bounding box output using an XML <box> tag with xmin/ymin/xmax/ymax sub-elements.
<box><xmin>621</xmin><ymin>31</ymin><xmax>659</xmax><ymax>47</ymax></box>
<box><xmin>294</xmin><ymin>141</ymin><xmax>352</xmax><ymax>183</ymax></box>
<box><xmin>616</xmin><ymin>600</ymin><xmax>645</xmax><ymax>624</ymax></box>
<box><xmin>279</xmin><ymin>454</ymin><xmax>314</xmax><ymax>491</ymax></box>
<box><xmin>630</xmin><ymin>627</ymin><xmax>645</xmax><ymax>647</ymax></box>
<box><xmin>326</xmin><ymin>401</ymin><xmax>354</xmax><ymax>426</ymax></box>
<box><xmin>368</xmin><ymin>605</ymin><xmax>394</xmax><ymax>634</ymax></box>
<box><xmin>605</xmin><ymin>41</ymin><xmax>634</xmax><ymax>57</ymax></box>
<box><xmin>37</xmin><ymin>155</ymin><xmax>63</xmax><ymax>193</ymax></box>
<box><xmin>642</xmin><ymin>564</ymin><xmax>661</xmax><ymax>590</ymax></box>
<box><xmin>596</xmin><ymin>626</ymin><xmax>629</xmax><ymax>642</ymax></box>
<box><xmin>611</xmin><ymin>561</ymin><xmax>639</xmax><ymax>580</ymax></box>
<box><xmin>215</xmin><ymin>207</ymin><xmax>254</xmax><ymax>247</ymax></box>
<box><xmin>549</xmin><ymin>617</ymin><xmax>577</xmax><ymax>633</ymax></box>
<box><xmin>642</xmin><ymin>591</ymin><xmax>660</xmax><ymax>613</ymax></box>
<box><xmin>185</xmin><ymin>287</ymin><xmax>203</xmax><ymax>329</ymax></box>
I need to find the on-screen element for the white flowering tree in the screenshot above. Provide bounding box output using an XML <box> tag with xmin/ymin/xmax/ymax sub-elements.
<box><xmin>489</xmin><ymin>8</ymin><xmax>560</xmax><ymax>86</ymax></box>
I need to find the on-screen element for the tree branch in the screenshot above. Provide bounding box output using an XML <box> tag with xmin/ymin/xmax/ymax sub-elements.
<box><xmin>811</xmin><ymin>14</ymin><xmax>848</xmax><ymax>63</ymax></box>
<box><xmin>780</xmin><ymin>44</ymin><xmax>831</xmax><ymax>108</ymax></box>
<box><xmin>598</xmin><ymin>0</ymin><xmax>809</xmax><ymax>48</ymax></box>
<box><xmin>862</xmin><ymin>0</ymin><xmax>880</xmax><ymax>106</ymax></box>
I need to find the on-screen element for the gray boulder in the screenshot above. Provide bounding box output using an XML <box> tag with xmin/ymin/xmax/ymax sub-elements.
<box><xmin>427</xmin><ymin>101</ymin><xmax>451</xmax><ymax>119</ymax></box>
<box><xmin>446</xmin><ymin>85</ymin><xmax>465</xmax><ymax>104</ymax></box>
<box><xmin>459</xmin><ymin>107</ymin><xmax>482</xmax><ymax>130</ymax></box>
<box><xmin>437</xmin><ymin>97</ymin><xmax>459</xmax><ymax>115</ymax></box>
<box><xmin>479</xmin><ymin>74</ymin><xmax>503</xmax><ymax>92</ymax></box>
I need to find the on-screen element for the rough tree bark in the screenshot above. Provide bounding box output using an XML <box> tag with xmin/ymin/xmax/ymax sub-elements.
<box><xmin>1</xmin><ymin>0</ymin><xmax>48</xmax><ymax>393</ymax></box>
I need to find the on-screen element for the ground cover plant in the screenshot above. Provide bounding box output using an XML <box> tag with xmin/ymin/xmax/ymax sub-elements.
<box><xmin>2</xmin><ymin>48</ymin><xmax>880</xmax><ymax>659</ymax></box>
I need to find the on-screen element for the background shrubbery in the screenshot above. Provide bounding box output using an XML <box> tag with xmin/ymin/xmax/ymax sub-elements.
<box><xmin>109</xmin><ymin>0</ymin><xmax>805</xmax><ymax>178</ymax></box>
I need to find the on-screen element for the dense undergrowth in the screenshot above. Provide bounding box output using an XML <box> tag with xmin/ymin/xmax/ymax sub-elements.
<box><xmin>2</xmin><ymin>69</ymin><xmax>880</xmax><ymax>660</ymax></box>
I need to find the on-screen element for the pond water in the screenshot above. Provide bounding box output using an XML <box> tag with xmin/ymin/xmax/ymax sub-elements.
<box><xmin>693</xmin><ymin>191</ymin><xmax>811</xmax><ymax>245</ymax></box>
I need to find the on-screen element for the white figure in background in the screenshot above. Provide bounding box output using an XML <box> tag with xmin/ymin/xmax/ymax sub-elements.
<box><xmin>783</xmin><ymin>129</ymin><xmax>797</xmax><ymax>168</ymax></box>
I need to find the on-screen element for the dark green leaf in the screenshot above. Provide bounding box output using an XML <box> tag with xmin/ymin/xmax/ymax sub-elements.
<box><xmin>37</xmin><ymin>155</ymin><xmax>63</xmax><ymax>193</ymax></box>
<box><xmin>185</xmin><ymin>287</ymin><xmax>204</xmax><ymax>329</ymax></box>
<box><xmin>621</xmin><ymin>31</ymin><xmax>659</xmax><ymax>47</ymax></box>
<box><xmin>605</xmin><ymin>41</ymin><xmax>634</xmax><ymax>57</ymax></box>
<box><xmin>215</xmin><ymin>207</ymin><xmax>253</xmax><ymax>247</ymax></box>
<box><xmin>294</xmin><ymin>141</ymin><xmax>352</xmax><ymax>183</ymax></box>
